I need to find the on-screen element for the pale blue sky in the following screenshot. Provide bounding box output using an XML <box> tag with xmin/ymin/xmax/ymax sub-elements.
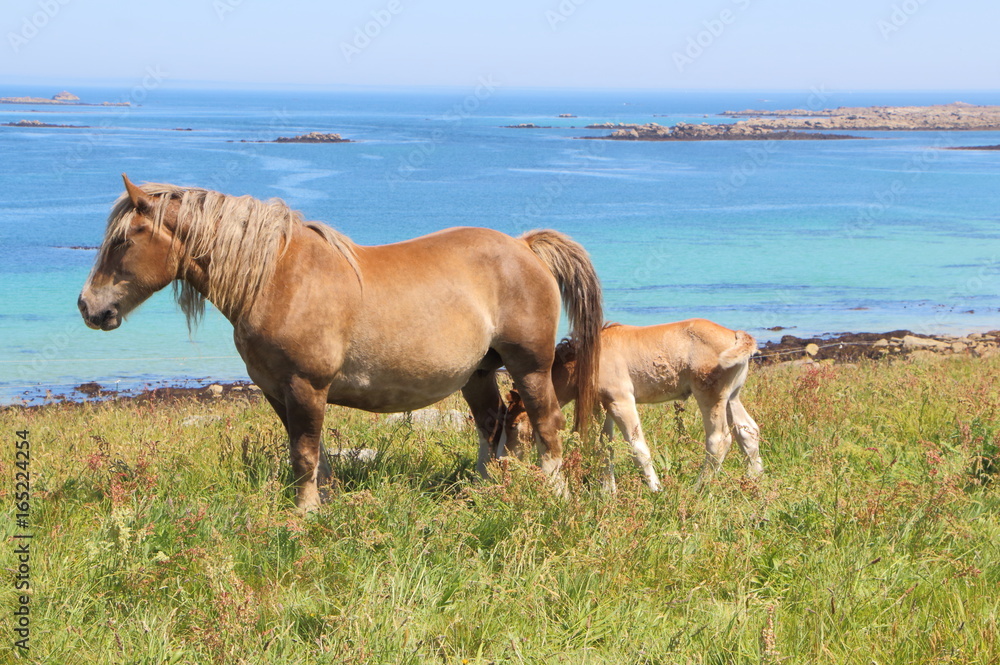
<box><xmin>2</xmin><ymin>0</ymin><xmax>997</xmax><ymax>90</ymax></box>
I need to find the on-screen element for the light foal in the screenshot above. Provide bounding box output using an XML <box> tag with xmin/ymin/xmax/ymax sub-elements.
<box><xmin>503</xmin><ymin>319</ymin><xmax>763</xmax><ymax>490</ymax></box>
<box><xmin>79</xmin><ymin>175</ymin><xmax>603</xmax><ymax>510</ymax></box>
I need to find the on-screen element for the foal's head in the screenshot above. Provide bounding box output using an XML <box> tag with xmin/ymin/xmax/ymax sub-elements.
<box><xmin>501</xmin><ymin>390</ymin><xmax>534</xmax><ymax>459</ymax></box>
<box><xmin>78</xmin><ymin>175</ymin><xmax>179</xmax><ymax>330</ymax></box>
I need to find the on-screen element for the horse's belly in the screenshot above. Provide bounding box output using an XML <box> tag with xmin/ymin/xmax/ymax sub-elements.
<box><xmin>326</xmin><ymin>371</ymin><xmax>470</xmax><ymax>412</ymax></box>
<box><xmin>326</xmin><ymin>349</ymin><xmax>485</xmax><ymax>413</ymax></box>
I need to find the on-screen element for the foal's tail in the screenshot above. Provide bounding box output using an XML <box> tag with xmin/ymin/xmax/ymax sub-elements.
<box><xmin>718</xmin><ymin>330</ymin><xmax>758</xmax><ymax>370</ymax></box>
<box><xmin>520</xmin><ymin>230</ymin><xmax>603</xmax><ymax>435</ymax></box>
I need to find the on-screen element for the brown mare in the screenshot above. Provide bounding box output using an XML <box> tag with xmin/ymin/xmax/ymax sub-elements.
<box><xmin>78</xmin><ymin>175</ymin><xmax>602</xmax><ymax>510</ymax></box>
<box><xmin>502</xmin><ymin>319</ymin><xmax>762</xmax><ymax>491</ymax></box>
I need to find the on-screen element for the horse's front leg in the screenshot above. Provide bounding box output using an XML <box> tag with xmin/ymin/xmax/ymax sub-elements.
<box><xmin>265</xmin><ymin>393</ymin><xmax>333</xmax><ymax>488</ymax></box>
<box><xmin>606</xmin><ymin>395</ymin><xmax>662</xmax><ymax>492</ymax></box>
<box><xmin>282</xmin><ymin>378</ymin><xmax>330</xmax><ymax>512</ymax></box>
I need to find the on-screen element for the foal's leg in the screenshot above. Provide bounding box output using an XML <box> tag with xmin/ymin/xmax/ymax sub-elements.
<box><xmin>606</xmin><ymin>396</ymin><xmax>662</xmax><ymax>491</ymax></box>
<box><xmin>265</xmin><ymin>393</ymin><xmax>332</xmax><ymax>486</ymax></box>
<box><xmin>461</xmin><ymin>369</ymin><xmax>505</xmax><ymax>479</ymax></box>
<box><xmin>282</xmin><ymin>378</ymin><xmax>329</xmax><ymax>512</ymax></box>
<box><xmin>600</xmin><ymin>411</ymin><xmax>618</xmax><ymax>494</ymax></box>
<box><xmin>695</xmin><ymin>394</ymin><xmax>734</xmax><ymax>488</ymax></box>
<box><xmin>728</xmin><ymin>395</ymin><xmax>763</xmax><ymax>477</ymax></box>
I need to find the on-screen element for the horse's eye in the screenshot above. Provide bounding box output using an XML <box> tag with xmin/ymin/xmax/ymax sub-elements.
<box><xmin>111</xmin><ymin>237</ymin><xmax>133</xmax><ymax>251</ymax></box>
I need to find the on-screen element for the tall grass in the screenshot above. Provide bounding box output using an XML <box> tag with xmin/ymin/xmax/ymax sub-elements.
<box><xmin>2</xmin><ymin>355</ymin><xmax>999</xmax><ymax>664</ymax></box>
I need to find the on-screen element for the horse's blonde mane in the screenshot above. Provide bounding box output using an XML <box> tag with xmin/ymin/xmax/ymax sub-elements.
<box><xmin>103</xmin><ymin>182</ymin><xmax>359</xmax><ymax>327</ymax></box>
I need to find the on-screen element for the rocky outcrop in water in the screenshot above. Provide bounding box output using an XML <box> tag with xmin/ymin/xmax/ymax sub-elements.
<box><xmin>0</xmin><ymin>91</ymin><xmax>128</xmax><ymax>106</ymax></box>
<box><xmin>3</xmin><ymin>119</ymin><xmax>87</xmax><ymax>128</ymax></box>
<box><xmin>273</xmin><ymin>132</ymin><xmax>352</xmax><ymax>143</ymax></box>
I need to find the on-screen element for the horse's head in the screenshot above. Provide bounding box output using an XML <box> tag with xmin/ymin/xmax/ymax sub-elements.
<box><xmin>78</xmin><ymin>174</ymin><xmax>180</xmax><ymax>330</ymax></box>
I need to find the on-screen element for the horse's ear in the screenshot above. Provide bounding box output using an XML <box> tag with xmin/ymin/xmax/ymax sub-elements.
<box><xmin>506</xmin><ymin>390</ymin><xmax>521</xmax><ymax>405</ymax></box>
<box><xmin>121</xmin><ymin>173</ymin><xmax>150</xmax><ymax>211</ymax></box>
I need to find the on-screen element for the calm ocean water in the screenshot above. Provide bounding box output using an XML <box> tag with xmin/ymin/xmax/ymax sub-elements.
<box><xmin>2</xmin><ymin>85</ymin><xmax>999</xmax><ymax>404</ymax></box>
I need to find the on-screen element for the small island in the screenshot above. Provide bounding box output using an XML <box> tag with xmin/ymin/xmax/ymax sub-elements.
<box><xmin>3</xmin><ymin>119</ymin><xmax>88</xmax><ymax>129</ymax></box>
<box><xmin>578</xmin><ymin>122</ymin><xmax>859</xmax><ymax>141</ymax></box>
<box><xmin>231</xmin><ymin>132</ymin><xmax>353</xmax><ymax>144</ymax></box>
<box><xmin>274</xmin><ymin>132</ymin><xmax>352</xmax><ymax>143</ymax></box>
<box><xmin>504</xmin><ymin>123</ymin><xmax>553</xmax><ymax>129</ymax></box>
<box><xmin>0</xmin><ymin>90</ymin><xmax>128</xmax><ymax>106</ymax></box>
<box><xmin>719</xmin><ymin>103</ymin><xmax>1000</xmax><ymax>131</ymax></box>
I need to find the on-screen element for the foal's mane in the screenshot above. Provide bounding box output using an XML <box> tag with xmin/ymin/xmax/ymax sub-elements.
<box><xmin>104</xmin><ymin>182</ymin><xmax>359</xmax><ymax>327</ymax></box>
<box><xmin>555</xmin><ymin>321</ymin><xmax>619</xmax><ymax>363</ymax></box>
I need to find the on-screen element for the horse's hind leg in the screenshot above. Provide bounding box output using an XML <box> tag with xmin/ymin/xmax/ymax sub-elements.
<box><xmin>461</xmin><ymin>369</ymin><xmax>506</xmax><ymax>479</ymax></box>
<box><xmin>504</xmin><ymin>358</ymin><xmax>566</xmax><ymax>494</ymax></box>
<box><xmin>695</xmin><ymin>393</ymin><xmax>734</xmax><ymax>488</ymax></box>
<box><xmin>728</xmin><ymin>393</ymin><xmax>763</xmax><ymax>477</ymax></box>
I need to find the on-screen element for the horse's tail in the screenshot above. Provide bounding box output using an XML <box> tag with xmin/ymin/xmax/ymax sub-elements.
<box><xmin>520</xmin><ymin>229</ymin><xmax>603</xmax><ymax>435</ymax></box>
<box><xmin>718</xmin><ymin>330</ymin><xmax>757</xmax><ymax>370</ymax></box>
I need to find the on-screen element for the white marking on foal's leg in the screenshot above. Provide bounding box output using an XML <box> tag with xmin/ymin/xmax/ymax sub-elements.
<box><xmin>495</xmin><ymin>426</ymin><xmax>508</xmax><ymax>458</ymax></box>
<box><xmin>729</xmin><ymin>398</ymin><xmax>763</xmax><ymax>477</ymax></box>
<box><xmin>609</xmin><ymin>398</ymin><xmax>662</xmax><ymax>492</ymax></box>
<box><xmin>475</xmin><ymin>430</ymin><xmax>494</xmax><ymax>480</ymax></box>
<box><xmin>600</xmin><ymin>414</ymin><xmax>618</xmax><ymax>494</ymax></box>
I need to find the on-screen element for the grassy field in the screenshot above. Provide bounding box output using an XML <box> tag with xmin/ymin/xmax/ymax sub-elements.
<box><xmin>2</xmin><ymin>354</ymin><xmax>999</xmax><ymax>664</ymax></box>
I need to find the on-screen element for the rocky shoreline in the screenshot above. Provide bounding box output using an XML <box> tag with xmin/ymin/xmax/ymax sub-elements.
<box><xmin>720</xmin><ymin>103</ymin><xmax>1000</xmax><ymax>132</ymax></box>
<box><xmin>755</xmin><ymin>330</ymin><xmax>1000</xmax><ymax>366</ymax></box>
<box><xmin>578</xmin><ymin>122</ymin><xmax>859</xmax><ymax>141</ymax></box>
<box><xmin>947</xmin><ymin>145</ymin><xmax>1000</xmax><ymax>151</ymax></box>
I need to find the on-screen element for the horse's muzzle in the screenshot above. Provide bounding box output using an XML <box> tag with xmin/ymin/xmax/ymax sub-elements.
<box><xmin>78</xmin><ymin>295</ymin><xmax>121</xmax><ymax>331</ymax></box>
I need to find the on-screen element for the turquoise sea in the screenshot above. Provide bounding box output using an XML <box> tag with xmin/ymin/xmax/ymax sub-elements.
<box><xmin>2</xmin><ymin>85</ymin><xmax>999</xmax><ymax>404</ymax></box>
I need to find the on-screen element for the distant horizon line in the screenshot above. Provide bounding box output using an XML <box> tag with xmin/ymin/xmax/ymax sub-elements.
<box><xmin>1</xmin><ymin>76</ymin><xmax>998</xmax><ymax>96</ymax></box>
